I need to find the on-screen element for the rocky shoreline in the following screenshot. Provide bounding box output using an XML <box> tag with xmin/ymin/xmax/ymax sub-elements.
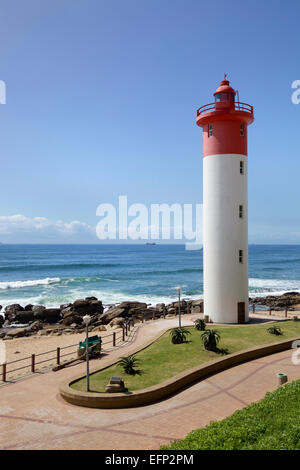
<box><xmin>1</xmin><ymin>291</ymin><xmax>299</xmax><ymax>341</ymax></box>
<box><xmin>250</xmin><ymin>291</ymin><xmax>300</xmax><ymax>310</ymax></box>
<box><xmin>0</xmin><ymin>297</ymin><xmax>204</xmax><ymax>340</ymax></box>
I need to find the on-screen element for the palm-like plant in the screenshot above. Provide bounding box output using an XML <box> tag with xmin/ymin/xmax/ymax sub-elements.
<box><xmin>267</xmin><ymin>325</ymin><xmax>283</xmax><ymax>336</ymax></box>
<box><xmin>201</xmin><ymin>329</ymin><xmax>221</xmax><ymax>351</ymax></box>
<box><xmin>194</xmin><ymin>318</ymin><xmax>206</xmax><ymax>331</ymax></box>
<box><xmin>119</xmin><ymin>355</ymin><xmax>140</xmax><ymax>375</ymax></box>
<box><xmin>170</xmin><ymin>327</ymin><xmax>191</xmax><ymax>344</ymax></box>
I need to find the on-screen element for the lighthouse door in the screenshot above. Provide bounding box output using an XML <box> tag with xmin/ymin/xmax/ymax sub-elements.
<box><xmin>237</xmin><ymin>302</ymin><xmax>245</xmax><ymax>324</ymax></box>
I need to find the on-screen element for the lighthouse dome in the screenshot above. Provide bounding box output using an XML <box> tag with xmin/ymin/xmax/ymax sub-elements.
<box><xmin>214</xmin><ymin>76</ymin><xmax>236</xmax><ymax>103</ymax></box>
<box><xmin>214</xmin><ymin>78</ymin><xmax>236</xmax><ymax>96</ymax></box>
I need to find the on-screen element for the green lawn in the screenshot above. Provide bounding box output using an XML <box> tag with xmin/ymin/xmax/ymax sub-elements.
<box><xmin>161</xmin><ymin>380</ymin><xmax>300</xmax><ymax>450</ymax></box>
<box><xmin>71</xmin><ymin>320</ymin><xmax>300</xmax><ymax>393</ymax></box>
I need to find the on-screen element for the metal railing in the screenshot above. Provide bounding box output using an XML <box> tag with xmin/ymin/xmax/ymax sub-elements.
<box><xmin>1</xmin><ymin>325</ymin><xmax>126</xmax><ymax>383</ymax></box>
<box><xmin>196</xmin><ymin>101</ymin><xmax>254</xmax><ymax>117</ymax></box>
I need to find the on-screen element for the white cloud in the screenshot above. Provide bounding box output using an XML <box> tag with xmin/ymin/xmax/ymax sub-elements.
<box><xmin>0</xmin><ymin>214</ymin><xmax>95</xmax><ymax>241</ymax></box>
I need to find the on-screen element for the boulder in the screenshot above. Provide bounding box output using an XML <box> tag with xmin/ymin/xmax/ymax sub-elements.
<box><xmin>92</xmin><ymin>325</ymin><xmax>107</xmax><ymax>332</ymax></box>
<box><xmin>61</xmin><ymin>312</ymin><xmax>83</xmax><ymax>326</ymax></box>
<box><xmin>0</xmin><ymin>315</ymin><xmax>4</xmax><ymax>327</ymax></box>
<box><xmin>120</xmin><ymin>301</ymin><xmax>147</xmax><ymax>312</ymax></box>
<box><xmin>98</xmin><ymin>307</ymin><xmax>126</xmax><ymax>325</ymax></box>
<box><xmin>37</xmin><ymin>330</ymin><xmax>49</xmax><ymax>336</ymax></box>
<box><xmin>14</xmin><ymin>311</ymin><xmax>34</xmax><ymax>323</ymax></box>
<box><xmin>61</xmin><ymin>306</ymin><xmax>74</xmax><ymax>316</ymax></box>
<box><xmin>73</xmin><ymin>299</ymin><xmax>90</xmax><ymax>312</ymax></box>
<box><xmin>156</xmin><ymin>303</ymin><xmax>165</xmax><ymax>312</ymax></box>
<box><xmin>28</xmin><ymin>320</ymin><xmax>43</xmax><ymax>332</ymax></box>
<box><xmin>5</xmin><ymin>304</ymin><xmax>24</xmax><ymax>314</ymax></box>
<box><xmin>38</xmin><ymin>308</ymin><xmax>61</xmax><ymax>323</ymax></box>
<box><xmin>167</xmin><ymin>308</ymin><xmax>175</xmax><ymax>315</ymax></box>
<box><xmin>169</xmin><ymin>300</ymin><xmax>187</xmax><ymax>311</ymax></box>
<box><xmin>6</xmin><ymin>327</ymin><xmax>29</xmax><ymax>338</ymax></box>
<box><xmin>4</xmin><ymin>304</ymin><xmax>24</xmax><ymax>322</ymax></box>
<box><xmin>32</xmin><ymin>305</ymin><xmax>46</xmax><ymax>318</ymax></box>
<box><xmin>109</xmin><ymin>317</ymin><xmax>124</xmax><ymax>327</ymax></box>
<box><xmin>89</xmin><ymin>300</ymin><xmax>103</xmax><ymax>315</ymax></box>
<box><xmin>73</xmin><ymin>298</ymin><xmax>103</xmax><ymax>316</ymax></box>
<box><xmin>191</xmin><ymin>299</ymin><xmax>204</xmax><ymax>313</ymax></box>
<box><xmin>60</xmin><ymin>303</ymin><xmax>72</xmax><ymax>310</ymax></box>
<box><xmin>24</xmin><ymin>304</ymin><xmax>34</xmax><ymax>311</ymax></box>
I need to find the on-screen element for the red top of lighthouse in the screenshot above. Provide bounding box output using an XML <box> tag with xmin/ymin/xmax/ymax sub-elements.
<box><xmin>213</xmin><ymin>75</ymin><xmax>236</xmax><ymax>96</ymax></box>
<box><xmin>196</xmin><ymin>76</ymin><xmax>254</xmax><ymax>125</ymax></box>
<box><xmin>196</xmin><ymin>77</ymin><xmax>254</xmax><ymax>157</ymax></box>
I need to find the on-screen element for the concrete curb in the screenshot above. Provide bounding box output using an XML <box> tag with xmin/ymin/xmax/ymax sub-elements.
<box><xmin>59</xmin><ymin>331</ymin><xmax>300</xmax><ymax>409</ymax></box>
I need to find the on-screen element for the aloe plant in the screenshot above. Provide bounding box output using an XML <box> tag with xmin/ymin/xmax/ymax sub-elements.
<box><xmin>267</xmin><ymin>325</ymin><xmax>283</xmax><ymax>336</ymax></box>
<box><xmin>194</xmin><ymin>318</ymin><xmax>206</xmax><ymax>331</ymax></box>
<box><xmin>119</xmin><ymin>355</ymin><xmax>140</xmax><ymax>375</ymax></box>
<box><xmin>201</xmin><ymin>329</ymin><xmax>221</xmax><ymax>351</ymax></box>
<box><xmin>170</xmin><ymin>327</ymin><xmax>191</xmax><ymax>344</ymax></box>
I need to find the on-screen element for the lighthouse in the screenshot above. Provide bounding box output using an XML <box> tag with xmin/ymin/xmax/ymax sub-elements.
<box><xmin>196</xmin><ymin>77</ymin><xmax>254</xmax><ymax>324</ymax></box>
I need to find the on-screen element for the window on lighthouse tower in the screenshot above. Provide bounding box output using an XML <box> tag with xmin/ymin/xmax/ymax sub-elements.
<box><xmin>240</xmin><ymin>161</ymin><xmax>244</xmax><ymax>175</ymax></box>
<box><xmin>240</xmin><ymin>124</ymin><xmax>244</xmax><ymax>136</ymax></box>
<box><xmin>215</xmin><ymin>92</ymin><xmax>234</xmax><ymax>102</ymax></box>
<box><xmin>208</xmin><ymin>124</ymin><xmax>213</xmax><ymax>137</ymax></box>
<box><xmin>239</xmin><ymin>250</ymin><xmax>243</xmax><ymax>264</ymax></box>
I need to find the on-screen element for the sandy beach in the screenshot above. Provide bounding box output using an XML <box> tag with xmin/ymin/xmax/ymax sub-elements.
<box><xmin>1</xmin><ymin>327</ymin><xmax>124</xmax><ymax>383</ymax></box>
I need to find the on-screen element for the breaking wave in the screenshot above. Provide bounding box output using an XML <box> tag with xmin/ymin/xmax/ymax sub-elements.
<box><xmin>0</xmin><ymin>277</ymin><xmax>61</xmax><ymax>290</ymax></box>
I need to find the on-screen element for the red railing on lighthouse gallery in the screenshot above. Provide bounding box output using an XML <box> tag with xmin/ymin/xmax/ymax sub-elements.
<box><xmin>196</xmin><ymin>101</ymin><xmax>254</xmax><ymax>117</ymax></box>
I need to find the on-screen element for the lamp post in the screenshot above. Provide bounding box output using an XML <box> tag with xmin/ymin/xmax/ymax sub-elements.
<box><xmin>176</xmin><ymin>286</ymin><xmax>181</xmax><ymax>328</ymax></box>
<box><xmin>83</xmin><ymin>314</ymin><xmax>91</xmax><ymax>392</ymax></box>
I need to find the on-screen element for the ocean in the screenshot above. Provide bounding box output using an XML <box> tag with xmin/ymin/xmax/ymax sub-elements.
<box><xmin>0</xmin><ymin>244</ymin><xmax>300</xmax><ymax>311</ymax></box>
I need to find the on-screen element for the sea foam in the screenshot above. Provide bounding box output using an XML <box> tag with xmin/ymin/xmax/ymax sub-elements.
<box><xmin>0</xmin><ymin>277</ymin><xmax>60</xmax><ymax>290</ymax></box>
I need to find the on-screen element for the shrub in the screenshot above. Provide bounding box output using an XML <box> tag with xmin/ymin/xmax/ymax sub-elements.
<box><xmin>170</xmin><ymin>327</ymin><xmax>191</xmax><ymax>344</ymax></box>
<box><xmin>201</xmin><ymin>329</ymin><xmax>221</xmax><ymax>351</ymax></box>
<box><xmin>267</xmin><ymin>326</ymin><xmax>283</xmax><ymax>336</ymax></box>
<box><xmin>119</xmin><ymin>355</ymin><xmax>140</xmax><ymax>375</ymax></box>
<box><xmin>194</xmin><ymin>318</ymin><xmax>206</xmax><ymax>331</ymax></box>
<box><xmin>161</xmin><ymin>380</ymin><xmax>300</xmax><ymax>450</ymax></box>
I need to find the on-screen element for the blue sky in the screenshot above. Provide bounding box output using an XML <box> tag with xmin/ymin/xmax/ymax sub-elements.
<box><xmin>0</xmin><ymin>0</ymin><xmax>299</xmax><ymax>243</ymax></box>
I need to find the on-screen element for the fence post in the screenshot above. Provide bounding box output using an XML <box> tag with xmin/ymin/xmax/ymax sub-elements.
<box><xmin>142</xmin><ymin>313</ymin><xmax>144</xmax><ymax>323</ymax></box>
<box><xmin>122</xmin><ymin>327</ymin><xmax>125</xmax><ymax>342</ymax></box>
<box><xmin>163</xmin><ymin>307</ymin><xmax>166</xmax><ymax>319</ymax></box>
<box><xmin>152</xmin><ymin>311</ymin><xmax>155</xmax><ymax>321</ymax></box>
<box><xmin>252</xmin><ymin>304</ymin><xmax>255</xmax><ymax>314</ymax></box>
<box><xmin>269</xmin><ymin>306</ymin><xmax>272</xmax><ymax>316</ymax></box>
<box><xmin>285</xmin><ymin>307</ymin><xmax>288</xmax><ymax>318</ymax></box>
<box><xmin>113</xmin><ymin>332</ymin><xmax>116</xmax><ymax>347</ymax></box>
<box><xmin>31</xmin><ymin>354</ymin><xmax>35</xmax><ymax>373</ymax></box>
<box><xmin>57</xmin><ymin>347</ymin><xmax>60</xmax><ymax>365</ymax></box>
<box><xmin>186</xmin><ymin>303</ymin><xmax>190</xmax><ymax>315</ymax></box>
<box><xmin>125</xmin><ymin>324</ymin><xmax>128</xmax><ymax>336</ymax></box>
<box><xmin>2</xmin><ymin>363</ymin><xmax>6</xmax><ymax>382</ymax></box>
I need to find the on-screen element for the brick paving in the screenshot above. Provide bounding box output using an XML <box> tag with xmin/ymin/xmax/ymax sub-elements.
<box><xmin>0</xmin><ymin>314</ymin><xmax>299</xmax><ymax>450</ymax></box>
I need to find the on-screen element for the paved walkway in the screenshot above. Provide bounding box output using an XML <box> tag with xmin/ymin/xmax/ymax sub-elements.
<box><xmin>0</xmin><ymin>315</ymin><xmax>299</xmax><ymax>450</ymax></box>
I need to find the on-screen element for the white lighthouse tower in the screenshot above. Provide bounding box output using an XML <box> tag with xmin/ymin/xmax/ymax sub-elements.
<box><xmin>196</xmin><ymin>77</ymin><xmax>254</xmax><ymax>323</ymax></box>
